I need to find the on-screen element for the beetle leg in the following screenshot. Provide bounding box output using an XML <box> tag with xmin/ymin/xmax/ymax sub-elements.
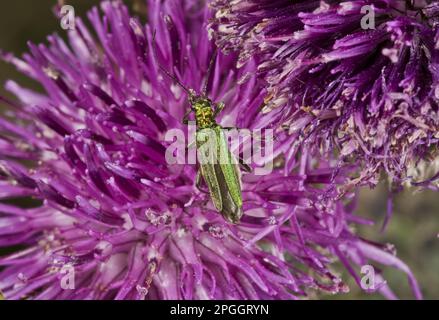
<box><xmin>182</xmin><ymin>109</ymin><xmax>192</xmax><ymax>125</ymax></box>
<box><xmin>195</xmin><ymin>170</ymin><xmax>209</xmax><ymax>193</ymax></box>
<box><xmin>188</xmin><ymin>139</ymin><xmax>196</xmax><ymax>149</ymax></box>
<box><xmin>238</xmin><ymin>157</ymin><xmax>252</xmax><ymax>173</ymax></box>
<box><xmin>213</xmin><ymin>102</ymin><xmax>225</xmax><ymax>117</ymax></box>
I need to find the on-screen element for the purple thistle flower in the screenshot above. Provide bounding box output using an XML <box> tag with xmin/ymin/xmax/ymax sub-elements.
<box><xmin>0</xmin><ymin>0</ymin><xmax>421</xmax><ymax>299</ymax></box>
<box><xmin>210</xmin><ymin>0</ymin><xmax>439</xmax><ymax>188</ymax></box>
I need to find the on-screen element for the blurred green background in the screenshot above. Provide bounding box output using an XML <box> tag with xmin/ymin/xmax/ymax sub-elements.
<box><xmin>0</xmin><ymin>0</ymin><xmax>438</xmax><ymax>299</ymax></box>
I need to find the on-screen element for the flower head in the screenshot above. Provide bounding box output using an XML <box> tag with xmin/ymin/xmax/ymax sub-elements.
<box><xmin>210</xmin><ymin>0</ymin><xmax>439</xmax><ymax>187</ymax></box>
<box><xmin>0</xmin><ymin>0</ymin><xmax>420</xmax><ymax>299</ymax></box>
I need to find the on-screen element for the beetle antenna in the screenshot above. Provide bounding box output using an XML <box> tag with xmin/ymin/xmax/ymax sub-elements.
<box><xmin>151</xmin><ymin>30</ymin><xmax>191</xmax><ymax>95</ymax></box>
<box><xmin>202</xmin><ymin>46</ymin><xmax>218</xmax><ymax>96</ymax></box>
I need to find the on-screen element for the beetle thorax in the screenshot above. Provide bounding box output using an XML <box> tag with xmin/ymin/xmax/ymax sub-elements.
<box><xmin>193</xmin><ymin>98</ymin><xmax>216</xmax><ymax>129</ymax></box>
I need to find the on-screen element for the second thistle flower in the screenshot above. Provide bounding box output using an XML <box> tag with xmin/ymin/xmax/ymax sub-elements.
<box><xmin>210</xmin><ymin>0</ymin><xmax>439</xmax><ymax>188</ymax></box>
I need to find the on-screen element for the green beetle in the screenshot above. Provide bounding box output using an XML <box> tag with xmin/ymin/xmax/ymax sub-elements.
<box><xmin>153</xmin><ymin>38</ymin><xmax>249</xmax><ymax>223</ymax></box>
